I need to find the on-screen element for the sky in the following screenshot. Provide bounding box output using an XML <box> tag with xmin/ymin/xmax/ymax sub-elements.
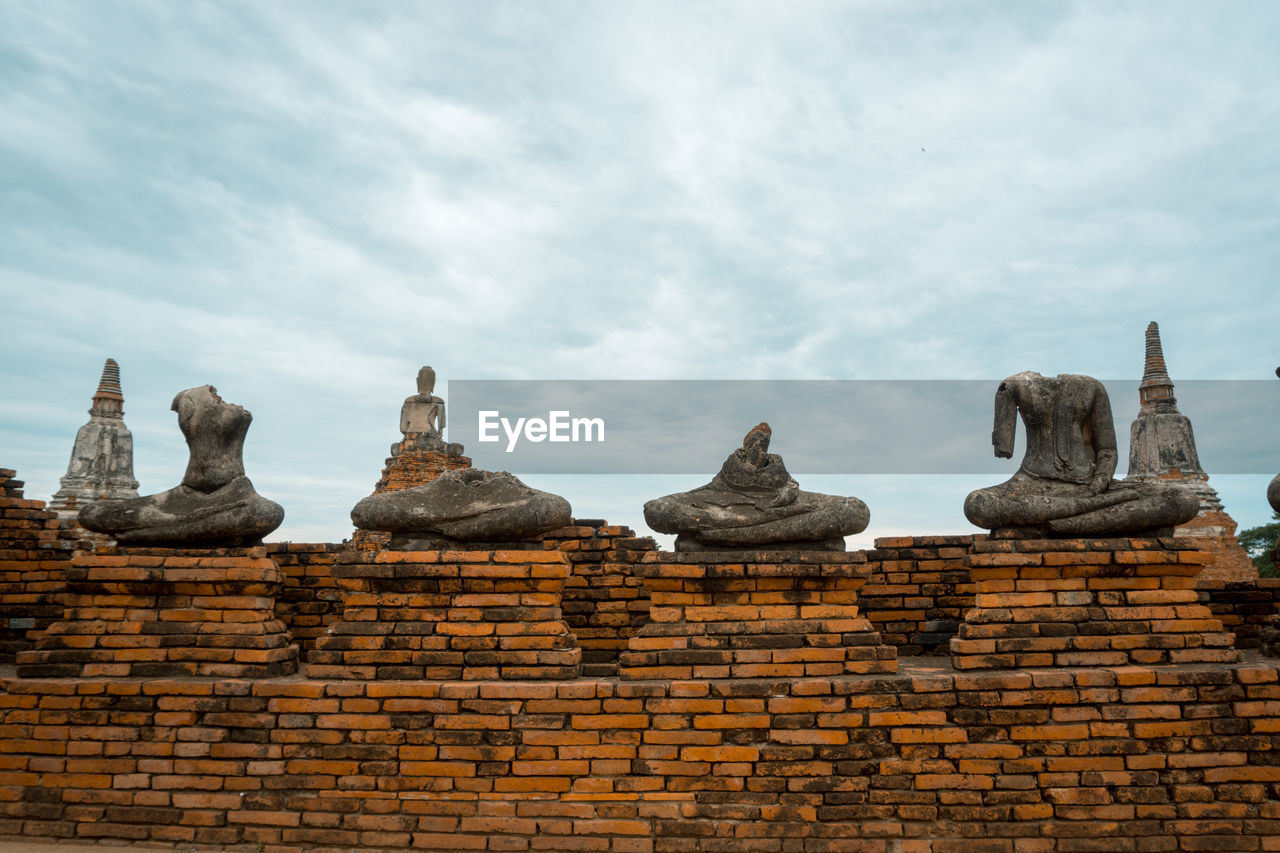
<box><xmin>1</xmin><ymin>1</ymin><xmax>1277</xmax><ymax>546</ymax></box>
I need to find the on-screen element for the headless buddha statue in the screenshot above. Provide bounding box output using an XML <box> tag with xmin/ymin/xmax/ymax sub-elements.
<box><xmin>643</xmin><ymin>422</ymin><xmax>870</xmax><ymax>551</ymax></box>
<box><xmin>963</xmin><ymin>372</ymin><xmax>1198</xmax><ymax>536</ymax></box>
<box><xmin>351</xmin><ymin>468</ymin><xmax>572</xmax><ymax>544</ymax></box>
<box><xmin>1269</xmin><ymin>368</ymin><xmax>1280</xmax><ymax>515</ymax></box>
<box><xmin>79</xmin><ymin>385</ymin><xmax>284</xmax><ymax>546</ymax></box>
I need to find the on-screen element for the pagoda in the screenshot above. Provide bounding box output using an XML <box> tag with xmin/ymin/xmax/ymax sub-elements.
<box><xmin>48</xmin><ymin>359</ymin><xmax>140</xmax><ymax>526</ymax></box>
<box><xmin>1125</xmin><ymin>322</ymin><xmax>1255</xmax><ymax>581</ymax></box>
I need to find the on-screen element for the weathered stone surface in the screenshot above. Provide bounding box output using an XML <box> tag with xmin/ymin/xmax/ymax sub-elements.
<box><xmin>1127</xmin><ymin>322</ymin><xmax>1205</xmax><ymax>479</ymax></box>
<box><xmin>78</xmin><ymin>385</ymin><xmax>283</xmax><ymax>546</ymax></box>
<box><xmin>351</xmin><ymin>468</ymin><xmax>571</xmax><ymax>542</ymax></box>
<box><xmin>643</xmin><ymin>423</ymin><xmax>869</xmax><ymax>551</ymax></box>
<box><xmin>964</xmin><ymin>372</ymin><xmax>1199</xmax><ymax>536</ymax></box>
<box><xmin>48</xmin><ymin>358</ymin><xmax>139</xmax><ymax>524</ymax></box>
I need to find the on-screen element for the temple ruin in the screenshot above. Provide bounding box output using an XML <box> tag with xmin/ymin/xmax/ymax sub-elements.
<box><xmin>2</xmin><ymin>355</ymin><xmax>1280</xmax><ymax>852</ymax></box>
<box><xmin>1125</xmin><ymin>321</ymin><xmax>1257</xmax><ymax>581</ymax></box>
<box><xmin>47</xmin><ymin>358</ymin><xmax>139</xmax><ymax>526</ymax></box>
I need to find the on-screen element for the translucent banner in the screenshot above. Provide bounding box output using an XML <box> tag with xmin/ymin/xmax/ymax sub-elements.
<box><xmin>444</xmin><ymin>379</ymin><xmax>1280</xmax><ymax>475</ymax></box>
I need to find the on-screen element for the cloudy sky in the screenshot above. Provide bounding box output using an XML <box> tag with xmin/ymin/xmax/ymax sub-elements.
<box><xmin>2</xmin><ymin>1</ymin><xmax>1277</xmax><ymax>545</ymax></box>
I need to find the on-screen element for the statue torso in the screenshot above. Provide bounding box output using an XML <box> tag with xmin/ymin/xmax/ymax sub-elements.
<box><xmin>1006</xmin><ymin>373</ymin><xmax>1102</xmax><ymax>485</ymax></box>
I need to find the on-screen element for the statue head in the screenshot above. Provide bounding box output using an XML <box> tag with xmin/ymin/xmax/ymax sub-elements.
<box><xmin>417</xmin><ymin>366</ymin><xmax>437</xmax><ymax>396</ymax></box>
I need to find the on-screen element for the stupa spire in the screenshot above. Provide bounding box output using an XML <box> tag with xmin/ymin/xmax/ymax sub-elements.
<box><xmin>1138</xmin><ymin>322</ymin><xmax>1177</xmax><ymax>412</ymax></box>
<box><xmin>89</xmin><ymin>358</ymin><xmax>124</xmax><ymax>418</ymax></box>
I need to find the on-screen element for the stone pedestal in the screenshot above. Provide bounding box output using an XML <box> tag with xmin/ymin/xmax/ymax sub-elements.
<box><xmin>618</xmin><ymin>550</ymin><xmax>896</xmax><ymax>680</ymax></box>
<box><xmin>308</xmin><ymin>548</ymin><xmax>581</xmax><ymax>680</ymax></box>
<box><xmin>951</xmin><ymin>535</ymin><xmax>1239</xmax><ymax>670</ymax></box>
<box><xmin>16</xmin><ymin>547</ymin><xmax>298</xmax><ymax>678</ymax></box>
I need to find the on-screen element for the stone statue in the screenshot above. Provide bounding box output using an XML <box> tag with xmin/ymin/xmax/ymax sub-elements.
<box><xmin>403</xmin><ymin>366</ymin><xmax>445</xmax><ymax>436</ymax></box>
<box><xmin>351</xmin><ymin>468</ymin><xmax>571</xmax><ymax>543</ymax></box>
<box><xmin>1270</xmin><ymin>367</ymin><xmax>1280</xmax><ymax>515</ymax></box>
<box><xmin>643</xmin><ymin>423</ymin><xmax>870</xmax><ymax>551</ymax></box>
<box><xmin>393</xmin><ymin>366</ymin><xmax>463</xmax><ymax>456</ymax></box>
<box><xmin>79</xmin><ymin>385</ymin><xmax>284</xmax><ymax>546</ymax></box>
<box><xmin>964</xmin><ymin>372</ymin><xmax>1199</xmax><ymax>535</ymax></box>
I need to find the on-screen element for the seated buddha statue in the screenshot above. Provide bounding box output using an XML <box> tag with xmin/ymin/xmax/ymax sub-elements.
<box><xmin>643</xmin><ymin>422</ymin><xmax>870</xmax><ymax>551</ymax></box>
<box><xmin>963</xmin><ymin>372</ymin><xmax>1199</xmax><ymax>536</ymax></box>
<box><xmin>1270</xmin><ymin>369</ymin><xmax>1280</xmax><ymax>514</ymax></box>
<box><xmin>392</xmin><ymin>365</ymin><xmax>463</xmax><ymax>456</ymax></box>
<box><xmin>351</xmin><ymin>468</ymin><xmax>571</xmax><ymax>543</ymax></box>
<box><xmin>79</xmin><ymin>385</ymin><xmax>284</xmax><ymax>546</ymax></box>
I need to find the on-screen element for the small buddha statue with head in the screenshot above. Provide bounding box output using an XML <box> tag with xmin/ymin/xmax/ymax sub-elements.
<box><xmin>643</xmin><ymin>422</ymin><xmax>870</xmax><ymax>551</ymax></box>
<box><xmin>393</xmin><ymin>365</ymin><xmax>462</xmax><ymax>456</ymax></box>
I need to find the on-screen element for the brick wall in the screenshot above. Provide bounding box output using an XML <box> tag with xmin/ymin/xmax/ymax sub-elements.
<box><xmin>15</xmin><ymin>546</ymin><xmax>299</xmax><ymax>679</ymax></box>
<box><xmin>1201</xmin><ymin>578</ymin><xmax>1280</xmax><ymax>650</ymax></box>
<box><xmin>6</xmin><ymin>511</ymin><xmax>1280</xmax><ymax>851</ymax></box>
<box><xmin>860</xmin><ymin>536</ymin><xmax>975</xmax><ymax>656</ymax></box>
<box><xmin>268</xmin><ymin>542</ymin><xmax>348</xmax><ymax>653</ymax></box>
<box><xmin>1178</xmin><ymin>509</ymin><xmax>1258</xmax><ymax>583</ymax></box>
<box><xmin>543</xmin><ymin>520</ymin><xmax>655</xmax><ymax>677</ymax></box>
<box><xmin>3</xmin><ymin>662</ymin><xmax>1280</xmax><ymax>851</ymax></box>
<box><xmin>308</xmin><ymin>548</ymin><xmax>581</xmax><ymax>681</ymax></box>
<box><xmin>374</xmin><ymin>448</ymin><xmax>473</xmax><ymax>494</ymax></box>
<box><xmin>0</xmin><ymin>468</ymin><xmax>88</xmax><ymax>663</ymax></box>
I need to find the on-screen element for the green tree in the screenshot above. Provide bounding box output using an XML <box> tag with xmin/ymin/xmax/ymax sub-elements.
<box><xmin>1238</xmin><ymin>511</ymin><xmax>1280</xmax><ymax>578</ymax></box>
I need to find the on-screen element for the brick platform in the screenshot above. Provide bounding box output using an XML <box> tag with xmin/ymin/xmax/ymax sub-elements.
<box><xmin>952</xmin><ymin>535</ymin><xmax>1239</xmax><ymax>670</ymax></box>
<box><xmin>0</xmin><ymin>469</ymin><xmax>87</xmax><ymax>663</ymax></box>
<box><xmin>376</xmin><ymin>446</ymin><xmax>473</xmax><ymax>494</ymax></box>
<box><xmin>15</xmin><ymin>547</ymin><xmax>298</xmax><ymax>678</ymax></box>
<box><xmin>1202</xmin><ymin>577</ymin><xmax>1280</xmax><ymax>650</ymax></box>
<box><xmin>308</xmin><ymin>548</ymin><xmax>582</xmax><ymax>680</ymax></box>
<box><xmin>619</xmin><ymin>550</ymin><xmax>896</xmax><ymax>679</ymax></box>
<box><xmin>861</xmin><ymin>535</ymin><xmax>975</xmax><ymax>656</ymax></box>
<box><xmin>267</xmin><ymin>542</ymin><xmax>345</xmax><ymax>654</ymax></box>
<box><xmin>544</xmin><ymin>520</ymin><xmax>655</xmax><ymax>677</ymax></box>
<box><xmin>1179</xmin><ymin>506</ymin><xmax>1258</xmax><ymax>583</ymax></box>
